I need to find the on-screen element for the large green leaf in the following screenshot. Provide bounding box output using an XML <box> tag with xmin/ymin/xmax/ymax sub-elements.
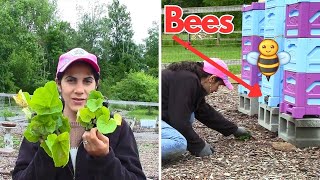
<box><xmin>30</xmin><ymin>115</ymin><xmax>56</xmax><ymax>135</ymax></box>
<box><xmin>51</xmin><ymin>132</ymin><xmax>70</xmax><ymax>167</ymax></box>
<box><xmin>95</xmin><ymin>106</ymin><xmax>110</xmax><ymax>120</ymax></box>
<box><xmin>24</xmin><ymin>126</ymin><xmax>40</xmax><ymax>143</ymax></box>
<box><xmin>40</xmin><ymin>140</ymin><xmax>52</xmax><ymax>158</ymax></box>
<box><xmin>29</xmin><ymin>81</ymin><xmax>63</xmax><ymax>115</ymax></box>
<box><xmin>78</xmin><ymin>107</ymin><xmax>95</xmax><ymax>123</ymax></box>
<box><xmin>113</xmin><ymin>113</ymin><xmax>122</xmax><ymax>125</ymax></box>
<box><xmin>97</xmin><ymin>115</ymin><xmax>117</xmax><ymax>134</ymax></box>
<box><xmin>88</xmin><ymin>90</ymin><xmax>104</xmax><ymax>100</ymax></box>
<box><xmin>86</xmin><ymin>99</ymin><xmax>104</xmax><ymax>112</ymax></box>
<box><xmin>58</xmin><ymin>115</ymin><xmax>71</xmax><ymax>133</ymax></box>
<box><xmin>23</xmin><ymin>92</ymin><xmax>31</xmax><ymax>106</ymax></box>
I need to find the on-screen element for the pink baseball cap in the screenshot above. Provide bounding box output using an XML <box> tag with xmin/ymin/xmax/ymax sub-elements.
<box><xmin>56</xmin><ymin>48</ymin><xmax>100</xmax><ymax>77</ymax></box>
<box><xmin>202</xmin><ymin>58</ymin><xmax>233</xmax><ymax>90</ymax></box>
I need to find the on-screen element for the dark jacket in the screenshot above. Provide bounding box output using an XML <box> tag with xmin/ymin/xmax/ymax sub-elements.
<box><xmin>12</xmin><ymin>120</ymin><xmax>146</xmax><ymax>180</ymax></box>
<box><xmin>162</xmin><ymin>69</ymin><xmax>238</xmax><ymax>155</ymax></box>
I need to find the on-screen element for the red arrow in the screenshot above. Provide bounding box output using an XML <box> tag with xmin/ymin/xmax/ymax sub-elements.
<box><xmin>172</xmin><ymin>35</ymin><xmax>262</xmax><ymax>97</ymax></box>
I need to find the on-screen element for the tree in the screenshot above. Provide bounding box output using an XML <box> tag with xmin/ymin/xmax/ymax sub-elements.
<box><xmin>0</xmin><ymin>0</ymin><xmax>56</xmax><ymax>93</ymax></box>
<box><xmin>143</xmin><ymin>21</ymin><xmax>159</xmax><ymax>77</ymax></box>
<box><xmin>43</xmin><ymin>21</ymin><xmax>77</xmax><ymax>80</ymax></box>
<box><xmin>106</xmin><ymin>0</ymin><xmax>140</xmax><ymax>70</ymax></box>
<box><xmin>97</xmin><ymin>0</ymin><xmax>145</xmax><ymax>89</ymax></box>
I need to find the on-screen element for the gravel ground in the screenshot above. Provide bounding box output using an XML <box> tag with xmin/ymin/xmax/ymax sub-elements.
<box><xmin>0</xmin><ymin>125</ymin><xmax>159</xmax><ymax>180</ymax></box>
<box><xmin>162</xmin><ymin>84</ymin><xmax>320</xmax><ymax>179</ymax></box>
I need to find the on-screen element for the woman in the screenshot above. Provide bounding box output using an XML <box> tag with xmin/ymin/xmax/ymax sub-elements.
<box><xmin>161</xmin><ymin>59</ymin><xmax>251</xmax><ymax>162</ymax></box>
<box><xmin>12</xmin><ymin>48</ymin><xmax>146</xmax><ymax>179</ymax></box>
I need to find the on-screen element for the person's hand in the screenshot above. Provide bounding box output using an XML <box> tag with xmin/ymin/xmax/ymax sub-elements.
<box><xmin>233</xmin><ymin>127</ymin><xmax>251</xmax><ymax>138</ymax></box>
<box><xmin>195</xmin><ymin>142</ymin><xmax>214</xmax><ymax>157</ymax></box>
<box><xmin>82</xmin><ymin>128</ymin><xmax>110</xmax><ymax>157</ymax></box>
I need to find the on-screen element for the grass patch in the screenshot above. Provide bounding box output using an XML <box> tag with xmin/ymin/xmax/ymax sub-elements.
<box><xmin>228</xmin><ymin>65</ymin><xmax>241</xmax><ymax>74</ymax></box>
<box><xmin>162</xmin><ymin>45</ymin><xmax>241</xmax><ymax>63</ymax></box>
<box><xmin>126</xmin><ymin>108</ymin><xmax>158</xmax><ymax>121</ymax></box>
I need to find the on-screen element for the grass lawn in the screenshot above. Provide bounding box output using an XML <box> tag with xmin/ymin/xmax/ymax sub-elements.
<box><xmin>229</xmin><ymin>65</ymin><xmax>241</xmax><ymax>75</ymax></box>
<box><xmin>126</xmin><ymin>108</ymin><xmax>158</xmax><ymax>121</ymax></box>
<box><xmin>162</xmin><ymin>45</ymin><xmax>241</xmax><ymax>63</ymax></box>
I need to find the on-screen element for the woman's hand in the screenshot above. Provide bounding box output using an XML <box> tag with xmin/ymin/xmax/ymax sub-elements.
<box><xmin>82</xmin><ymin>128</ymin><xmax>110</xmax><ymax>157</ymax></box>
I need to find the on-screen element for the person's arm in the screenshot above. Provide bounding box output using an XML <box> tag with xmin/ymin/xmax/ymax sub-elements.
<box><xmin>195</xmin><ymin>98</ymin><xmax>238</xmax><ymax>136</ymax></box>
<box><xmin>86</xmin><ymin>121</ymin><xmax>146</xmax><ymax>180</ymax></box>
<box><xmin>12</xmin><ymin>138</ymin><xmax>56</xmax><ymax>180</ymax></box>
<box><xmin>167</xmin><ymin>72</ymin><xmax>206</xmax><ymax>155</ymax></box>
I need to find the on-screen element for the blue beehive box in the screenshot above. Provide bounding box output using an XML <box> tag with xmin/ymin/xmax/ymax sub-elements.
<box><xmin>264</xmin><ymin>6</ymin><xmax>286</xmax><ymax>38</ymax></box>
<box><xmin>259</xmin><ymin>66</ymin><xmax>284</xmax><ymax>107</ymax></box>
<box><xmin>284</xmin><ymin>38</ymin><xmax>320</xmax><ymax>73</ymax></box>
<box><xmin>238</xmin><ymin>80</ymin><xmax>262</xmax><ymax>95</ymax></box>
<box><xmin>266</xmin><ymin>0</ymin><xmax>286</xmax><ymax>8</ymax></box>
<box><xmin>242</xmin><ymin>2</ymin><xmax>266</xmax><ymax>36</ymax></box>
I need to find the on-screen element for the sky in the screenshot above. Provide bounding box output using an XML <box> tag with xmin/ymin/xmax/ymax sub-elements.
<box><xmin>56</xmin><ymin>0</ymin><xmax>160</xmax><ymax>44</ymax></box>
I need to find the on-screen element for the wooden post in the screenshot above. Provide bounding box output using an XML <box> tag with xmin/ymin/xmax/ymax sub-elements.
<box><xmin>216</xmin><ymin>33</ymin><xmax>220</xmax><ymax>46</ymax></box>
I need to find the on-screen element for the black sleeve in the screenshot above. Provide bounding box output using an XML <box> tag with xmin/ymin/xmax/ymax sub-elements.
<box><xmin>87</xmin><ymin>121</ymin><xmax>146</xmax><ymax>180</ymax></box>
<box><xmin>12</xmin><ymin>138</ymin><xmax>57</xmax><ymax>180</ymax></box>
<box><xmin>167</xmin><ymin>73</ymin><xmax>206</xmax><ymax>155</ymax></box>
<box><xmin>195</xmin><ymin>98</ymin><xmax>238</xmax><ymax>136</ymax></box>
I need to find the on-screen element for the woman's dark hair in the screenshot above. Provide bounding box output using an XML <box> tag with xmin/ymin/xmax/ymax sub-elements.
<box><xmin>167</xmin><ymin>61</ymin><xmax>223</xmax><ymax>83</ymax></box>
<box><xmin>56</xmin><ymin>61</ymin><xmax>100</xmax><ymax>84</ymax></box>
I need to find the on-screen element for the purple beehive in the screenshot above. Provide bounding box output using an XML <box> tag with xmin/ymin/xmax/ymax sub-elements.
<box><xmin>280</xmin><ymin>70</ymin><xmax>320</xmax><ymax>118</ymax></box>
<box><xmin>241</xmin><ymin>60</ymin><xmax>262</xmax><ymax>86</ymax></box>
<box><xmin>241</xmin><ymin>36</ymin><xmax>263</xmax><ymax>87</ymax></box>
<box><xmin>242</xmin><ymin>2</ymin><xmax>265</xmax><ymax>11</ymax></box>
<box><xmin>242</xmin><ymin>36</ymin><xmax>263</xmax><ymax>55</ymax></box>
<box><xmin>285</xmin><ymin>2</ymin><xmax>320</xmax><ymax>38</ymax></box>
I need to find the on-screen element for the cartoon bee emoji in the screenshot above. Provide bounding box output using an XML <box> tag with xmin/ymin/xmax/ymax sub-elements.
<box><xmin>247</xmin><ymin>39</ymin><xmax>290</xmax><ymax>81</ymax></box>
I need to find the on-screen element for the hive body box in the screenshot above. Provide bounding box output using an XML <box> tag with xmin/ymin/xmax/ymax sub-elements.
<box><xmin>285</xmin><ymin>2</ymin><xmax>320</xmax><ymax>38</ymax></box>
<box><xmin>280</xmin><ymin>71</ymin><xmax>320</xmax><ymax>118</ymax></box>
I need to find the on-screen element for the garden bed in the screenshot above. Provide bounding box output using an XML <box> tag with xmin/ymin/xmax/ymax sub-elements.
<box><xmin>162</xmin><ymin>84</ymin><xmax>320</xmax><ymax>179</ymax></box>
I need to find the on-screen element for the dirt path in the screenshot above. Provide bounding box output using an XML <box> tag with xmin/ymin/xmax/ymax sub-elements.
<box><xmin>162</xmin><ymin>84</ymin><xmax>320</xmax><ymax>179</ymax></box>
<box><xmin>0</xmin><ymin>125</ymin><xmax>159</xmax><ymax>180</ymax></box>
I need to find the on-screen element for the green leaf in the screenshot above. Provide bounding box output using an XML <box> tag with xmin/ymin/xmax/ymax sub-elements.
<box><xmin>22</xmin><ymin>107</ymin><xmax>32</xmax><ymax>120</ymax></box>
<box><xmin>113</xmin><ymin>113</ymin><xmax>122</xmax><ymax>125</ymax></box>
<box><xmin>30</xmin><ymin>115</ymin><xmax>56</xmax><ymax>135</ymax></box>
<box><xmin>95</xmin><ymin>106</ymin><xmax>110</xmax><ymax>120</ymax></box>
<box><xmin>23</xmin><ymin>92</ymin><xmax>31</xmax><ymax>105</ymax></box>
<box><xmin>58</xmin><ymin>115</ymin><xmax>71</xmax><ymax>133</ymax></box>
<box><xmin>51</xmin><ymin>132</ymin><xmax>70</xmax><ymax>167</ymax></box>
<box><xmin>24</xmin><ymin>126</ymin><xmax>40</xmax><ymax>143</ymax></box>
<box><xmin>78</xmin><ymin>107</ymin><xmax>95</xmax><ymax>123</ymax></box>
<box><xmin>29</xmin><ymin>81</ymin><xmax>63</xmax><ymax>115</ymax></box>
<box><xmin>88</xmin><ymin>90</ymin><xmax>104</xmax><ymax>100</ymax></box>
<box><xmin>40</xmin><ymin>141</ymin><xmax>52</xmax><ymax>158</ymax></box>
<box><xmin>86</xmin><ymin>99</ymin><xmax>104</xmax><ymax>112</ymax></box>
<box><xmin>97</xmin><ymin>116</ymin><xmax>117</xmax><ymax>134</ymax></box>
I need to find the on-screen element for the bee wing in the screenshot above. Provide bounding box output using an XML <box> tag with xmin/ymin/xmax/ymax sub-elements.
<box><xmin>278</xmin><ymin>52</ymin><xmax>291</xmax><ymax>65</ymax></box>
<box><xmin>246</xmin><ymin>52</ymin><xmax>259</xmax><ymax>65</ymax></box>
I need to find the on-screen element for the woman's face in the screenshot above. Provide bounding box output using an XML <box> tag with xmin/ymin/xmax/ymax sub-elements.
<box><xmin>57</xmin><ymin>62</ymin><xmax>97</xmax><ymax>113</ymax></box>
<box><xmin>202</xmin><ymin>75</ymin><xmax>225</xmax><ymax>94</ymax></box>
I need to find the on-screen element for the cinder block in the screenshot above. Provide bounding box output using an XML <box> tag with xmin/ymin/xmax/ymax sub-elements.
<box><xmin>278</xmin><ymin>113</ymin><xmax>320</xmax><ymax>148</ymax></box>
<box><xmin>238</xmin><ymin>93</ymin><xmax>259</xmax><ymax>116</ymax></box>
<box><xmin>258</xmin><ymin>103</ymin><xmax>280</xmax><ymax>132</ymax></box>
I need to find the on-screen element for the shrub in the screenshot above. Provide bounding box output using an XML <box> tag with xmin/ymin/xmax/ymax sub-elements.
<box><xmin>110</xmin><ymin>72</ymin><xmax>158</xmax><ymax>102</ymax></box>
